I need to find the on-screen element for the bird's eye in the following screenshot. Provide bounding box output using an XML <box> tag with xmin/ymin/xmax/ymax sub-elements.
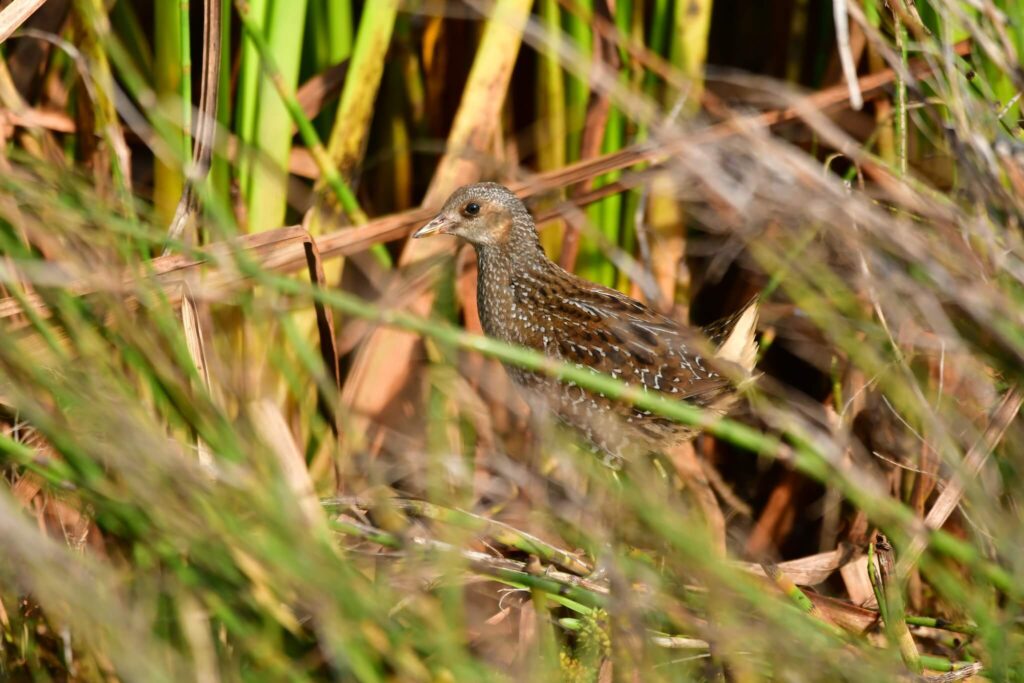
<box><xmin>464</xmin><ymin>202</ymin><xmax>480</xmax><ymax>216</ymax></box>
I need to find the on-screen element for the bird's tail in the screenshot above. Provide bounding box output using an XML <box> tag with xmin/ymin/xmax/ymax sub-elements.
<box><xmin>708</xmin><ymin>298</ymin><xmax>759</xmax><ymax>375</ymax></box>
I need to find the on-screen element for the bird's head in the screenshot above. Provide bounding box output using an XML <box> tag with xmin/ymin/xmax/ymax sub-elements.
<box><xmin>413</xmin><ymin>182</ymin><xmax>536</xmax><ymax>250</ymax></box>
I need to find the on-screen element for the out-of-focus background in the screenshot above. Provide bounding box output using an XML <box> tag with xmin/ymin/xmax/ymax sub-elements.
<box><xmin>1</xmin><ymin>0</ymin><xmax>1022</xmax><ymax>680</ymax></box>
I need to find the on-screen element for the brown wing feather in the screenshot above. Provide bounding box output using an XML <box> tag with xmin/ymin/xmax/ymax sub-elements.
<box><xmin>501</xmin><ymin>264</ymin><xmax>753</xmax><ymax>462</ymax></box>
<box><xmin>512</xmin><ymin>268</ymin><xmax>732</xmax><ymax>406</ymax></box>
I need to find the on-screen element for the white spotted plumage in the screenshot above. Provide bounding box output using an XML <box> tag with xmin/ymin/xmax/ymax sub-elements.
<box><xmin>417</xmin><ymin>182</ymin><xmax>760</xmax><ymax>465</ymax></box>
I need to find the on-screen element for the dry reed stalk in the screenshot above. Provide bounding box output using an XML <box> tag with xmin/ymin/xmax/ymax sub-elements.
<box><xmin>0</xmin><ymin>0</ymin><xmax>47</xmax><ymax>44</ymax></box>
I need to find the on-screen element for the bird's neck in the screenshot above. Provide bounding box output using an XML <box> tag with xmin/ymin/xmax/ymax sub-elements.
<box><xmin>473</xmin><ymin>222</ymin><xmax>551</xmax><ymax>342</ymax></box>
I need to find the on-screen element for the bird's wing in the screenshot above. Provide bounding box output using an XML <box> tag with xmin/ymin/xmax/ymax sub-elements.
<box><xmin>514</xmin><ymin>274</ymin><xmax>733</xmax><ymax>404</ymax></box>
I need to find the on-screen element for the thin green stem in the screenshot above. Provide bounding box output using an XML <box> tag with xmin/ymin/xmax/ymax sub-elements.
<box><xmin>323</xmin><ymin>496</ymin><xmax>593</xmax><ymax>576</ymax></box>
<box><xmin>234</xmin><ymin>0</ymin><xmax>367</xmax><ymax>226</ymax></box>
<box><xmin>904</xmin><ymin>615</ymin><xmax>977</xmax><ymax>636</ymax></box>
<box><xmin>234</xmin><ymin>0</ymin><xmax>267</xmax><ymax>193</ymax></box>
<box><xmin>893</xmin><ymin>5</ymin><xmax>908</xmax><ymax>176</ymax></box>
<box><xmin>180</xmin><ymin>0</ymin><xmax>192</xmax><ymax>170</ymax></box>
<box><xmin>329</xmin><ymin>519</ymin><xmax>608</xmax><ymax>609</ymax></box>
<box><xmin>154</xmin><ymin>0</ymin><xmax>187</xmax><ymax>223</ymax></box>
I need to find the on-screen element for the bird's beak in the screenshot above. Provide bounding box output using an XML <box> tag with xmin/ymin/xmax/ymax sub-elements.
<box><xmin>412</xmin><ymin>213</ymin><xmax>454</xmax><ymax>239</ymax></box>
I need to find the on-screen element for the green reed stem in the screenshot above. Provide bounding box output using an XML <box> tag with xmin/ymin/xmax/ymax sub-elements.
<box><xmin>234</xmin><ymin>0</ymin><xmax>366</xmax><ymax>228</ymax></box>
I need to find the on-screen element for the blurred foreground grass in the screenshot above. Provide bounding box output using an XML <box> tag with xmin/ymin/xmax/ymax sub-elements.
<box><xmin>1</xmin><ymin>0</ymin><xmax>1024</xmax><ymax>680</ymax></box>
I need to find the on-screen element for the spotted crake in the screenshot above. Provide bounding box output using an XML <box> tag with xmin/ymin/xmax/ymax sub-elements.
<box><xmin>414</xmin><ymin>182</ymin><xmax>758</xmax><ymax>466</ymax></box>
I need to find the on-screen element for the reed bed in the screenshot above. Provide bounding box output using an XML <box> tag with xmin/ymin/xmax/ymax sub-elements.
<box><xmin>0</xmin><ymin>0</ymin><xmax>1022</xmax><ymax>680</ymax></box>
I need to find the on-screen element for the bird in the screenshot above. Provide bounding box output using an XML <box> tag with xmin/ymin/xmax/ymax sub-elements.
<box><xmin>413</xmin><ymin>182</ymin><xmax>758</xmax><ymax>467</ymax></box>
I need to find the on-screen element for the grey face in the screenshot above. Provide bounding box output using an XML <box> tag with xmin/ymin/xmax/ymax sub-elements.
<box><xmin>413</xmin><ymin>183</ymin><xmax>524</xmax><ymax>248</ymax></box>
